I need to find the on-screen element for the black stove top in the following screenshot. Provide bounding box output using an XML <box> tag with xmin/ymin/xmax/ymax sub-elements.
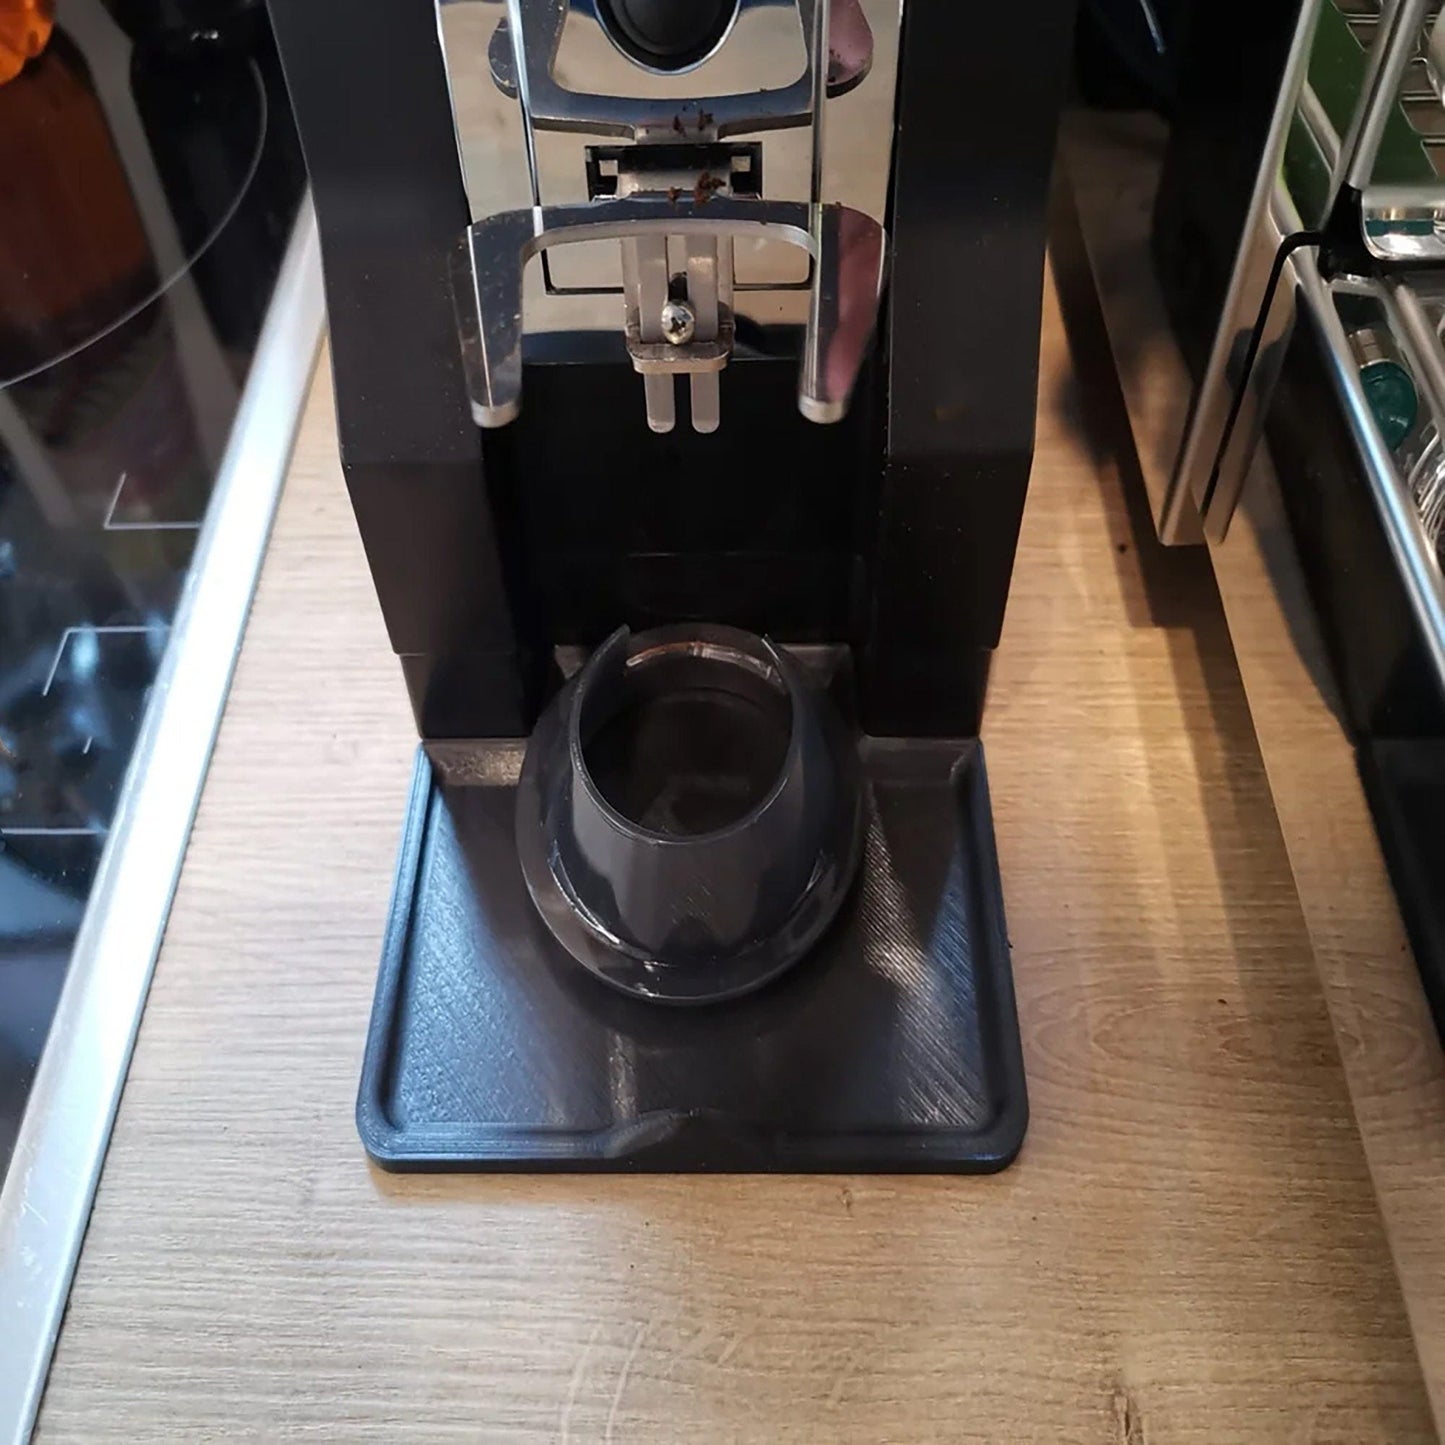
<box><xmin>0</xmin><ymin>0</ymin><xmax>303</xmax><ymax>1178</ymax></box>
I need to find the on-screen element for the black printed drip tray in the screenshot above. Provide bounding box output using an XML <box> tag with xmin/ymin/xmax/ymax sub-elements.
<box><xmin>357</xmin><ymin>735</ymin><xmax>1028</xmax><ymax>1173</ymax></box>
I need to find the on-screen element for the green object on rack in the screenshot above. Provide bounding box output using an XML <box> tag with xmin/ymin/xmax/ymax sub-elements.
<box><xmin>1285</xmin><ymin>113</ymin><xmax>1332</xmax><ymax>224</ymax></box>
<box><xmin>1308</xmin><ymin>3</ymin><xmax>1435</xmax><ymax>188</ymax></box>
<box><xmin>1360</xmin><ymin>356</ymin><xmax>1420</xmax><ymax>450</ymax></box>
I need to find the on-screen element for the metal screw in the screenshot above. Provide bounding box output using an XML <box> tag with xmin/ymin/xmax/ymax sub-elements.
<box><xmin>660</xmin><ymin>299</ymin><xmax>696</xmax><ymax>346</ymax></box>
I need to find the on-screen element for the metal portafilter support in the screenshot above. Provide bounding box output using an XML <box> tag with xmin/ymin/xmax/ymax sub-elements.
<box><xmin>516</xmin><ymin>624</ymin><xmax>865</xmax><ymax>1003</ymax></box>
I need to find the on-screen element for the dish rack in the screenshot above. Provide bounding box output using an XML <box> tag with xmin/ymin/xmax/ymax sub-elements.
<box><xmin>1286</xmin><ymin>0</ymin><xmax>1445</xmax><ymax>252</ymax></box>
<box><xmin>1285</xmin><ymin>256</ymin><xmax>1445</xmax><ymax>690</ymax></box>
<box><xmin>1400</xmin><ymin>292</ymin><xmax>1445</xmax><ymax>549</ymax></box>
<box><xmin>1250</xmin><ymin>0</ymin><xmax>1445</xmax><ymax>694</ymax></box>
<box><xmin>1338</xmin><ymin>278</ymin><xmax>1445</xmax><ymax>561</ymax></box>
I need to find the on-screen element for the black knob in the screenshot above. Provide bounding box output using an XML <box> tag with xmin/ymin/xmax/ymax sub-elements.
<box><xmin>596</xmin><ymin>0</ymin><xmax>739</xmax><ymax>71</ymax></box>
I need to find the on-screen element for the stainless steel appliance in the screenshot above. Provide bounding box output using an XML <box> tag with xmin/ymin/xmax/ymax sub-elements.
<box><xmin>0</xmin><ymin>2</ymin><xmax>320</xmax><ymax>1435</ymax></box>
<box><xmin>1066</xmin><ymin>0</ymin><xmax>1445</xmax><ymax>1037</ymax></box>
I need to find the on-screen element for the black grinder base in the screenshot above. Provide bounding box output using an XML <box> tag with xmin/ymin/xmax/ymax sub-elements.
<box><xmin>356</xmin><ymin>649</ymin><xmax>1028</xmax><ymax>1172</ymax></box>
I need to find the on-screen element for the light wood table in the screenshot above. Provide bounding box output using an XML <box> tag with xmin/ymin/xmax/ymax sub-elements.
<box><xmin>1056</xmin><ymin>110</ymin><xmax>1445</xmax><ymax>1430</ymax></box>
<box><xmin>35</xmin><ymin>272</ymin><xmax>1436</xmax><ymax>1441</ymax></box>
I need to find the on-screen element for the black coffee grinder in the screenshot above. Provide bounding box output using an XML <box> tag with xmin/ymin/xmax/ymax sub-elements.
<box><xmin>268</xmin><ymin>0</ymin><xmax>1073</xmax><ymax>1170</ymax></box>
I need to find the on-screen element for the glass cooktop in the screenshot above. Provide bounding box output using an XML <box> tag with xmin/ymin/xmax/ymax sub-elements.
<box><xmin>0</xmin><ymin>0</ymin><xmax>304</xmax><ymax>1181</ymax></box>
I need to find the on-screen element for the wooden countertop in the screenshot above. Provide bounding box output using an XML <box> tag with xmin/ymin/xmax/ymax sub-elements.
<box><xmin>35</xmin><ymin>271</ymin><xmax>1438</xmax><ymax>1441</ymax></box>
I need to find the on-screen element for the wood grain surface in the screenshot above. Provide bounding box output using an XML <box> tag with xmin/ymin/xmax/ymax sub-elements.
<box><xmin>34</xmin><ymin>273</ymin><xmax>1436</xmax><ymax>1442</ymax></box>
<box><xmin>1056</xmin><ymin>116</ymin><xmax>1445</xmax><ymax>1428</ymax></box>
<box><xmin>1208</xmin><ymin>441</ymin><xmax>1445</xmax><ymax>1424</ymax></box>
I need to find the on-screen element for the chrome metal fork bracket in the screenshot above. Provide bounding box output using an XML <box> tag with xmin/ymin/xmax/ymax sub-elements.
<box><xmin>452</xmin><ymin>197</ymin><xmax>886</xmax><ymax>432</ymax></box>
<box><xmin>487</xmin><ymin>0</ymin><xmax>873</xmax><ymax>137</ymax></box>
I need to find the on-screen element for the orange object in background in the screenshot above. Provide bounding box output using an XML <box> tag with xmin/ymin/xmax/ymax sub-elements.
<box><xmin>0</xmin><ymin>0</ymin><xmax>54</xmax><ymax>85</ymax></box>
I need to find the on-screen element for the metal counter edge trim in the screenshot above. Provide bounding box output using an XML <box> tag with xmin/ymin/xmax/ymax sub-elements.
<box><xmin>0</xmin><ymin>199</ymin><xmax>324</xmax><ymax>1445</ymax></box>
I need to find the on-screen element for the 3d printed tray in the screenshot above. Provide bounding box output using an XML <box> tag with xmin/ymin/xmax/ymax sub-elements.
<box><xmin>357</xmin><ymin>727</ymin><xmax>1028</xmax><ymax>1173</ymax></box>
